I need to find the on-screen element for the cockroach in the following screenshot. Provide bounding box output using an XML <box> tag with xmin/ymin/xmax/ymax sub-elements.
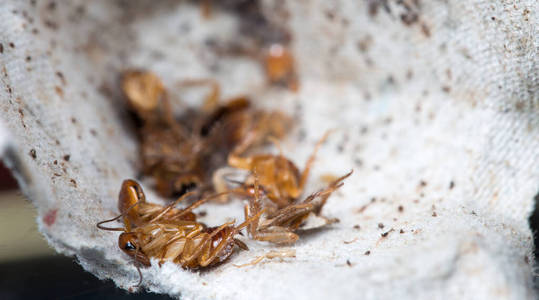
<box><xmin>122</xmin><ymin>72</ymin><xmax>292</xmax><ymax>198</ymax></box>
<box><xmin>242</xmin><ymin>170</ymin><xmax>352</xmax><ymax>244</ymax></box>
<box><xmin>225</xmin><ymin>131</ymin><xmax>332</xmax><ymax>208</ymax></box>
<box><xmin>264</xmin><ymin>43</ymin><xmax>299</xmax><ymax>91</ymax></box>
<box><xmin>99</xmin><ymin>217</ymin><xmax>257</xmax><ymax>269</ymax></box>
<box><xmin>118</xmin><ymin>179</ymin><xmax>201</xmax><ymax>227</ymax></box>
<box><xmin>121</xmin><ymin>70</ymin><xmax>165</xmax><ymax>117</ymax></box>
<box><xmin>159</xmin><ymin>79</ymin><xmax>290</xmax><ymax>197</ymax></box>
<box><xmin>97</xmin><ymin>179</ymin><xmax>264</xmax><ymax>274</ymax></box>
<box><xmin>176</xmin><ymin>79</ymin><xmax>291</xmax><ymax>154</ymax></box>
<box><xmin>122</xmin><ymin>71</ymin><xmax>206</xmax><ymax>197</ymax></box>
<box><xmin>121</xmin><ymin>70</ymin><xmax>179</xmax><ymax>128</ymax></box>
<box><xmin>116</xmin><ymin>178</ymin><xmax>249</xmax><ymax>229</ymax></box>
<box><xmin>224</xmin><ymin>109</ymin><xmax>292</xmax><ymax>158</ymax></box>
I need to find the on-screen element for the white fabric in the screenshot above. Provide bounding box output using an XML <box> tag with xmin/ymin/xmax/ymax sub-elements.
<box><xmin>0</xmin><ymin>1</ymin><xmax>537</xmax><ymax>299</ymax></box>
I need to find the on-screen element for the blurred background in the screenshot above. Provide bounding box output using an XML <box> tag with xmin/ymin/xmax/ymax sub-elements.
<box><xmin>0</xmin><ymin>162</ymin><xmax>171</xmax><ymax>299</ymax></box>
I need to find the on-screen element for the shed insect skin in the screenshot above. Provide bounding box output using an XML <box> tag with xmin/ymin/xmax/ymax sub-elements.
<box><xmin>225</xmin><ymin>131</ymin><xmax>332</xmax><ymax>208</ymax></box>
<box><xmin>98</xmin><ymin>180</ymin><xmax>263</xmax><ymax>270</ymax></box>
<box><xmin>243</xmin><ymin>170</ymin><xmax>353</xmax><ymax>244</ymax></box>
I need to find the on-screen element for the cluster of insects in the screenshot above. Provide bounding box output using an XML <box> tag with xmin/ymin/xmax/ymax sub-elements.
<box><xmin>98</xmin><ymin>70</ymin><xmax>351</xmax><ymax>284</ymax></box>
<box><xmin>121</xmin><ymin>71</ymin><xmax>291</xmax><ymax>197</ymax></box>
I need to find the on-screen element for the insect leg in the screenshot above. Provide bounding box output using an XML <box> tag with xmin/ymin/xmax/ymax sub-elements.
<box><xmin>298</xmin><ymin>130</ymin><xmax>334</xmax><ymax>192</ymax></box>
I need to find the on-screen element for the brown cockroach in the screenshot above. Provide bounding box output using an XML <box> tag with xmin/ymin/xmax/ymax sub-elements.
<box><xmin>118</xmin><ymin>179</ymin><xmax>202</xmax><ymax>227</ymax></box>
<box><xmin>176</xmin><ymin>79</ymin><xmax>291</xmax><ymax>154</ymax></box>
<box><xmin>99</xmin><ymin>216</ymin><xmax>257</xmax><ymax>269</ymax></box>
<box><xmin>264</xmin><ymin>43</ymin><xmax>299</xmax><ymax>91</ymax></box>
<box><xmin>121</xmin><ymin>70</ymin><xmax>165</xmax><ymax>117</ymax></box>
<box><xmin>242</xmin><ymin>170</ymin><xmax>352</xmax><ymax>244</ymax></box>
<box><xmin>122</xmin><ymin>71</ymin><xmax>207</xmax><ymax>197</ymax></box>
<box><xmin>224</xmin><ymin>131</ymin><xmax>332</xmax><ymax>208</ymax></box>
<box><xmin>140</xmin><ymin>126</ymin><xmax>207</xmax><ymax>197</ymax></box>
<box><xmin>122</xmin><ymin>72</ymin><xmax>292</xmax><ymax>198</ymax></box>
<box><xmin>98</xmin><ymin>179</ymin><xmax>264</xmax><ymax>272</ymax></box>
<box><xmin>161</xmin><ymin>79</ymin><xmax>290</xmax><ymax>197</ymax></box>
<box><xmin>121</xmin><ymin>70</ymin><xmax>181</xmax><ymax>129</ymax></box>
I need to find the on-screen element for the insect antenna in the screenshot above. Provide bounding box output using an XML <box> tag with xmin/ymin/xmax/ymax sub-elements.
<box><xmin>96</xmin><ymin>214</ymin><xmax>125</xmax><ymax>231</ymax></box>
<box><xmin>299</xmin><ymin>129</ymin><xmax>335</xmax><ymax>190</ymax></box>
<box><xmin>96</xmin><ymin>198</ymin><xmax>146</xmax><ymax>288</ymax></box>
<box><xmin>96</xmin><ymin>200</ymin><xmax>143</xmax><ymax>231</ymax></box>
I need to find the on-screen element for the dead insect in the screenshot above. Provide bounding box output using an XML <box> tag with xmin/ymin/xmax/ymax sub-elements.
<box><xmin>178</xmin><ymin>79</ymin><xmax>292</xmax><ymax>156</ymax></box>
<box><xmin>121</xmin><ymin>72</ymin><xmax>292</xmax><ymax>198</ymax></box>
<box><xmin>140</xmin><ymin>125</ymin><xmax>207</xmax><ymax>198</ymax></box>
<box><xmin>118</xmin><ymin>179</ymin><xmax>202</xmax><ymax>227</ymax></box>
<box><xmin>98</xmin><ymin>179</ymin><xmax>263</xmax><ymax>273</ymax></box>
<box><xmin>114</xmin><ymin>218</ymin><xmax>255</xmax><ymax>269</ymax></box>
<box><xmin>121</xmin><ymin>70</ymin><xmax>181</xmax><ymax>129</ymax></box>
<box><xmin>242</xmin><ymin>170</ymin><xmax>352</xmax><ymax>244</ymax></box>
<box><xmin>225</xmin><ymin>131</ymin><xmax>331</xmax><ymax>208</ymax></box>
<box><xmin>122</xmin><ymin>71</ymin><xmax>206</xmax><ymax>197</ymax></box>
<box><xmin>264</xmin><ymin>43</ymin><xmax>299</xmax><ymax>91</ymax></box>
<box><xmin>121</xmin><ymin>70</ymin><xmax>166</xmax><ymax>119</ymax></box>
<box><xmin>98</xmin><ymin>216</ymin><xmax>256</xmax><ymax>274</ymax></box>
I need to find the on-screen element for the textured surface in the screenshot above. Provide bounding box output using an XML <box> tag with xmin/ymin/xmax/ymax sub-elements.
<box><xmin>0</xmin><ymin>1</ymin><xmax>537</xmax><ymax>299</ymax></box>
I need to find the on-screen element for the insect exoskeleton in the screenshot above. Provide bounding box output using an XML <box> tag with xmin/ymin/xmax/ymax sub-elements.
<box><xmin>121</xmin><ymin>71</ymin><xmax>293</xmax><ymax>199</ymax></box>
<box><xmin>98</xmin><ymin>179</ymin><xmax>262</xmax><ymax>270</ymax></box>
<box><xmin>118</xmin><ymin>179</ymin><xmax>198</xmax><ymax>227</ymax></box>
<box><xmin>242</xmin><ymin>170</ymin><xmax>353</xmax><ymax>245</ymax></box>
<box><xmin>121</xmin><ymin>70</ymin><xmax>165</xmax><ymax>117</ymax></box>
<box><xmin>225</xmin><ymin>131</ymin><xmax>332</xmax><ymax>208</ymax></box>
<box><xmin>264</xmin><ymin>43</ymin><xmax>299</xmax><ymax>91</ymax></box>
<box><xmin>117</xmin><ymin>219</ymin><xmax>249</xmax><ymax>269</ymax></box>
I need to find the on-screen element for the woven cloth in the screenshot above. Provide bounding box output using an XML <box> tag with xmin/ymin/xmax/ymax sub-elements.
<box><xmin>0</xmin><ymin>1</ymin><xmax>537</xmax><ymax>299</ymax></box>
